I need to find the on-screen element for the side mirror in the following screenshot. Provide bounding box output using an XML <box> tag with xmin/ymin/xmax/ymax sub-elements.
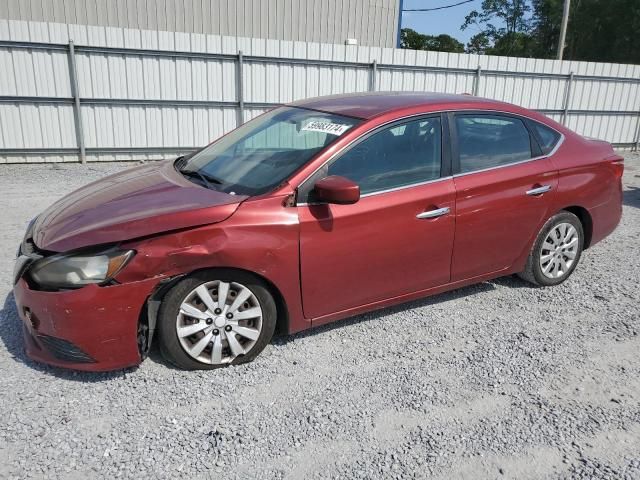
<box><xmin>313</xmin><ymin>176</ymin><xmax>360</xmax><ymax>205</ymax></box>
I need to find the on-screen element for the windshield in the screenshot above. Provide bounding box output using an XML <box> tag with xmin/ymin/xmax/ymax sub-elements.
<box><xmin>178</xmin><ymin>107</ymin><xmax>361</xmax><ymax>196</ymax></box>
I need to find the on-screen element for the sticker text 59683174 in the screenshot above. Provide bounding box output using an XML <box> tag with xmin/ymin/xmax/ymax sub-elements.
<box><xmin>301</xmin><ymin>121</ymin><xmax>351</xmax><ymax>136</ymax></box>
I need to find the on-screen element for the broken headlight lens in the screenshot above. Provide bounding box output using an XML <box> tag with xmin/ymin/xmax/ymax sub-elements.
<box><xmin>29</xmin><ymin>249</ymin><xmax>135</xmax><ymax>289</ymax></box>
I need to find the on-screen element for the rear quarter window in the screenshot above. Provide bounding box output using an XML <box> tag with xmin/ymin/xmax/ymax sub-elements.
<box><xmin>532</xmin><ymin>122</ymin><xmax>561</xmax><ymax>154</ymax></box>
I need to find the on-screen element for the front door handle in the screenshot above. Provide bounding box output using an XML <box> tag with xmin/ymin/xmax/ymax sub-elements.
<box><xmin>416</xmin><ymin>206</ymin><xmax>450</xmax><ymax>219</ymax></box>
<box><xmin>526</xmin><ymin>185</ymin><xmax>552</xmax><ymax>196</ymax></box>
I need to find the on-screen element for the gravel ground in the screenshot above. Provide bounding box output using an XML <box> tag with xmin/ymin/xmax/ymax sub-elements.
<box><xmin>0</xmin><ymin>154</ymin><xmax>639</xmax><ymax>480</ymax></box>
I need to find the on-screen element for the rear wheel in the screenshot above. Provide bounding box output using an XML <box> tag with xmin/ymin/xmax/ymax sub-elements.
<box><xmin>157</xmin><ymin>269</ymin><xmax>277</xmax><ymax>370</ymax></box>
<box><xmin>518</xmin><ymin>211</ymin><xmax>584</xmax><ymax>286</ymax></box>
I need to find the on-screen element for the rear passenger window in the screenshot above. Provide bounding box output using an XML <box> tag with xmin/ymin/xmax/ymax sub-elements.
<box><xmin>455</xmin><ymin>115</ymin><xmax>532</xmax><ymax>174</ymax></box>
<box><xmin>532</xmin><ymin>122</ymin><xmax>561</xmax><ymax>154</ymax></box>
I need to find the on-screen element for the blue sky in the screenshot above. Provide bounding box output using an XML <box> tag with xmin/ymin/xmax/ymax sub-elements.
<box><xmin>399</xmin><ymin>0</ymin><xmax>485</xmax><ymax>45</ymax></box>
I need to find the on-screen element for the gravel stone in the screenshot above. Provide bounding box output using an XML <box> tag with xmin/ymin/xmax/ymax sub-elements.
<box><xmin>0</xmin><ymin>153</ymin><xmax>639</xmax><ymax>479</ymax></box>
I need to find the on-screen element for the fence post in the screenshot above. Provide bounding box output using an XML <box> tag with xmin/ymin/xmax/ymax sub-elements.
<box><xmin>67</xmin><ymin>40</ymin><xmax>86</xmax><ymax>164</ymax></box>
<box><xmin>473</xmin><ymin>66</ymin><xmax>482</xmax><ymax>96</ymax></box>
<box><xmin>237</xmin><ymin>50</ymin><xmax>245</xmax><ymax>126</ymax></box>
<box><xmin>370</xmin><ymin>60</ymin><xmax>377</xmax><ymax>92</ymax></box>
<box><xmin>562</xmin><ymin>72</ymin><xmax>574</xmax><ymax>125</ymax></box>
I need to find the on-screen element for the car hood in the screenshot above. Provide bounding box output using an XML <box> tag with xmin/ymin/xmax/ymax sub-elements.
<box><xmin>32</xmin><ymin>160</ymin><xmax>247</xmax><ymax>252</ymax></box>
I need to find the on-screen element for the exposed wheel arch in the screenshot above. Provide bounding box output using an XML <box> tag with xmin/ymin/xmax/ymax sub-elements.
<box><xmin>519</xmin><ymin>210</ymin><xmax>584</xmax><ymax>286</ymax></box>
<box><xmin>561</xmin><ymin>206</ymin><xmax>593</xmax><ymax>249</ymax></box>
<box><xmin>144</xmin><ymin>267</ymin><xmax>289</xmax><ymax>342</ymax></box>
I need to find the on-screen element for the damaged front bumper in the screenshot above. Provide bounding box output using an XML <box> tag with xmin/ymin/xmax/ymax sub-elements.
<box><xmin>13</xmin><ymin>277</ymin><xmax>160</xmax><ymax>371</ymax></box>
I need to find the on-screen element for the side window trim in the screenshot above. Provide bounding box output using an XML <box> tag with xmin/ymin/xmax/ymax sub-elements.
<box><xmin>440</xmin><ymin>112</ymin><xmax>453</xmax><ymax>178</ymax></box>
<box><xmin>451</xmin><ymin>111</ymin><xmax>543</xmax><ymax>176</ymax></box>
<box><xmin>523</xmin><ymin>119</ymin><xmax>544</xmax><ymax>157</ymax></box>
<box><xmin>448</xmin><ymin>111</ymin><xmax>461</xmax><ymax>176</ymax></box>
<box><xmin>297</xmin><ymin>113</ymin><xmax>449</xmax><ymax>204</ymax></box>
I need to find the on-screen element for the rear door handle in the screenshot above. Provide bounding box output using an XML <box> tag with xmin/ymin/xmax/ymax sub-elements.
<box><xmin>416</xmin><ymin>207</ymin><xmax>450</xmax><ymax>219</ymax></box>
<box><xmin>526</xmin><ymin>185</ymin><xmax>552</xmax><ymax>196</ymax></box>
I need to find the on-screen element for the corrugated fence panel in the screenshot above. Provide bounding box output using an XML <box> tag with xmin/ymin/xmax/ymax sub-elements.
<box><xmin>571</xmin><ymin>79</ymin><xmax>640</xmax><ymax>112</ymax></box>
<box><xmin>0</xmin><ymin>104</ymin><xmax>76</xmax><ymax>149</ymax></box>
<box><xmin>567</xmin><ymin>114</ymin><xmax>639</xmax><ymax>145</ymax></box>
<box><xmin>0</xmin><ymin>19</ymin><xmax>639</xmax><ymax>163</ymax></box>
<box><xmin>481</xmin><ymin>75</ymin><xmax>569</xmax><ymax>111</ymax></box>
<box><xmin>82</xmin><ymin>105</ymin><xmax>239</xmax><ymax>150</ymax></box>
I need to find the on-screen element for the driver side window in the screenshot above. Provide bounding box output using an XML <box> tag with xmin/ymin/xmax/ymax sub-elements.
<box><xmin>326</xmin><ymin>116</ymin><xmax>442</xmax><ymax>196</ymax></box>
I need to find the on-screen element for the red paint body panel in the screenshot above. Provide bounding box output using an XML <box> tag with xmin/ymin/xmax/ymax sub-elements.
<box><xmin>13</xmin><ymin>93</ymin><xmax>623</xmax><ymax>371</ymax></box>
<box><xmin>310</xmin><ymin>267</ymin><xmax>515</xmax><ymax>328</ymax></box>
<box><xmin>313</xmin><ymin>175</ymin><xmax>361</xmax><ymax>204</ymax></box>
<box><xmin>32</xmin><ymin>161</ymin><xmax>245</xmax><ymax>252</ymax></box>
<box><xmin>299</xmin><ymin>179</ymin><xmax>455</xmax><ymax>319</ymax></box>
<box><xmin>452</xmin><ymin>158</ymin><xmax>559</xmax><ymax>280</ymax></box>
<box><xmin>13</xmin><ymin>277</ymin><xmax>156</xmax><ymax>371</ymax></box>
<box><xmin>549</xmin><ymin>139</ymin><xmax>623</xmax><ymax>246</ymax></box>
<box><xmin>118</xmin><ymin>192</ymin><xmax>308</xmax><ymax>334</ymax></box>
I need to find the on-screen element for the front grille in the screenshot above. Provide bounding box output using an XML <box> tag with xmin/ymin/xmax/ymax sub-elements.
<box><xmin>23</xmin><ymin>327</ymin><xmax>42</xmax><ymax>351</ymax></box>
<box><xmin>36</xmin><ymin>335</ymin><xmax>95</xmax><ymax>363</ymax></box>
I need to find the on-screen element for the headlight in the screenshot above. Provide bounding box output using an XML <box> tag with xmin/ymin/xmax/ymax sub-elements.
<box><xmin>29</xmin><ymin>249</ymin><xmax>135</xmax><ymax>289</ymax></box>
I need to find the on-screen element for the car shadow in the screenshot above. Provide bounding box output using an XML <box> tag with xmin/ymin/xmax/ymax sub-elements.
<box><xmin>488</xmin><ymin>275</ymin><xmax>532</xmax><ymax>289</ymax></box>
<box><xmin>273</xmin><ymin>277</ymin><xmax>524</xmax><ymax>345</ymax></box>
<box><xmin>145</xmin><ymin>339</ymin><xmax>180</xmax><ymax>370</ymax></box>
<box><xmin>1</xmin><ymin>275</ymin><xmax>531</xmax><ymax>379</ymax></box>
<box><xmin>623</xmin><ymin>185</ymin><xmax>640</xmax><ymax>208</ymax></box>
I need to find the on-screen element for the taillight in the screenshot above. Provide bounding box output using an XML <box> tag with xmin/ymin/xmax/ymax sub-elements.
<box><xmin>608</xmin><ymin>158</ymin><xmax>624</xmax><ymax>179</ymax></box>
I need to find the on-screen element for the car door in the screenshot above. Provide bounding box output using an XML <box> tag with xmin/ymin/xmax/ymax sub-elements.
<box><xmin>450</xmin><ymin>112</ymin><xmax>559</xmax><ymax>282</ymax></box>
<box><xmin>297</xmin><ymin>114</ymin><xmax>456</xmax><ymax>321</ymax></box>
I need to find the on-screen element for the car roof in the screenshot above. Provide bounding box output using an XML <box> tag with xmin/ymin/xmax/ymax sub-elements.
<box><xmin>288</xmin><ymin>92</ymin><xmax>518</xmax><ymax>120</ymax></box>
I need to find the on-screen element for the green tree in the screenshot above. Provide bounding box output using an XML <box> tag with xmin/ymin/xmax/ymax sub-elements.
<box><xmin>461</xmin><ymin>0</ymin><xmax>534</xmax><ymax>56</ymax></box>
<box><xmin>466</xmin><ymin>33</ymin><xmax>491</xmax><ymax>54</ymax></box>
<box><xmin>426</xmin><ymin>34</ymin><xmax>465</xmax><ymax>53</ymax></box>
<box><xmin>529</xmin><ymin>0</ymin><xmax>640</xmax><ymax>63</ymax></box>
<box><xmin>564</xmin><ymin>0</ymin><xmax>639</xmax><ymax>63</ymax></box>
<box><xmin>530</xmin><ymin>0</ymin><xmax>563</xmax><ymax>58</ymax></box>
<box><xmin>400</xmin><ymin>29</ymin><xmax>465</xmax><ymax>53</ymax></box>
<box><xmin>462</xmin><ymin>0</ymin><xmax>531</xmax><ymax>38</ymax></box>
<box><xmin>488</xmin><ymin>31</ymin><xmax>536</xmax><ymax>56</ymax></box>
<box><xmin>406</xmin><ymin>0</ymin><xmax>640</xmax><ymax>63</ymax></box>
<box><xmin>400</xmin><ymin>28</ymin><xmax>429</xmax><ymax>50</ymax></box>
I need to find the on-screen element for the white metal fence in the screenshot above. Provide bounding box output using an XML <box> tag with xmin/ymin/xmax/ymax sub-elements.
<box><xmin>0</xmin><ymin>19</ymin><xmax>639</xmax><ymax>164</ymax></box>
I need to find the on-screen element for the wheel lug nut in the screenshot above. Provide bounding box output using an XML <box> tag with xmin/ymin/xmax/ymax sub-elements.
<box><xmin>205</xmin><ymin>318</ymin><xmax>213</xmax><ymax>325</ymax></box>
<box><xmin>225</xmin><ymin>325</ymin><xmax>232</xmax><ymax>332</ymax></box>
<box><xmin>213</xmin><ymin>329</ymin><xmax>219</xmax><ymax>335</ymax></box>
<box><xmin>214</xmin><ymin>308</ymin><xmax>222</xmax><ymax>315</ymax></box>
<box><xmin>226</xmin><ymin>313</ymin><xmax>233</xmax><ymax>319</ymax></box>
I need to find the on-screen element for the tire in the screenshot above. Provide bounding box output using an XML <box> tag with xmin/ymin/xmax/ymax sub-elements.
<box><xmin>157</xmin><ymin>269</ymin><xmax>277</xmax><ymax>370</ymax></box>
<box><xmin>518</xmin><ymin>211</ymin><xmax>584</xmax><ymax>287</ymax></box>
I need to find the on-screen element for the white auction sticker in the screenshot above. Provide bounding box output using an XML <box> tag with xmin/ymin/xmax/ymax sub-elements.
<box><xmin>301</xmin><ymin>121</ymin><xmax>351</xmax><ymax>136</ymax></box>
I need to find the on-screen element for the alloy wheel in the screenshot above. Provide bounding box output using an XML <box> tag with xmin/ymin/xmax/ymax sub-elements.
<box><xmin>539</xmin><ymin>222</ymin><xmax>579</xmax><ymax>279</ymax></box>
<box><xmin>175</xmin><ymin>280</ymin><xmax>263</xmax><ymax>364</ymax></box>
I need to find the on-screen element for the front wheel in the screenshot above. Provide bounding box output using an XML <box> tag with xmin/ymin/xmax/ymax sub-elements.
<box><xmin>157</xmin><ymin>269</ymin><xmax>277</xmax><ymax>370</ymax></box>
<box><xmin>518</xmin><ymin>211</ymin><xmax>584</xmax><ymax>287</ymax></box>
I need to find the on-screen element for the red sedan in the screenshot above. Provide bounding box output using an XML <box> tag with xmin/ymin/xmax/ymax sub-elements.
<box><xmin>13</xmin><ymin>93</ymin><xmax>623</xmax><ymax>371</ymax></box>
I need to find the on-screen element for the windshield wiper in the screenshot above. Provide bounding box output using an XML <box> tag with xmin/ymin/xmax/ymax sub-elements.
<box><xmin>175</xmin><ymin>155</ymin><xmax>187</xmax><ymax>169</ymax></box>
<box><xmin>180</xmin><ymin>169</ymin><xmax>224</xmax><ymax>190</ymax></box>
